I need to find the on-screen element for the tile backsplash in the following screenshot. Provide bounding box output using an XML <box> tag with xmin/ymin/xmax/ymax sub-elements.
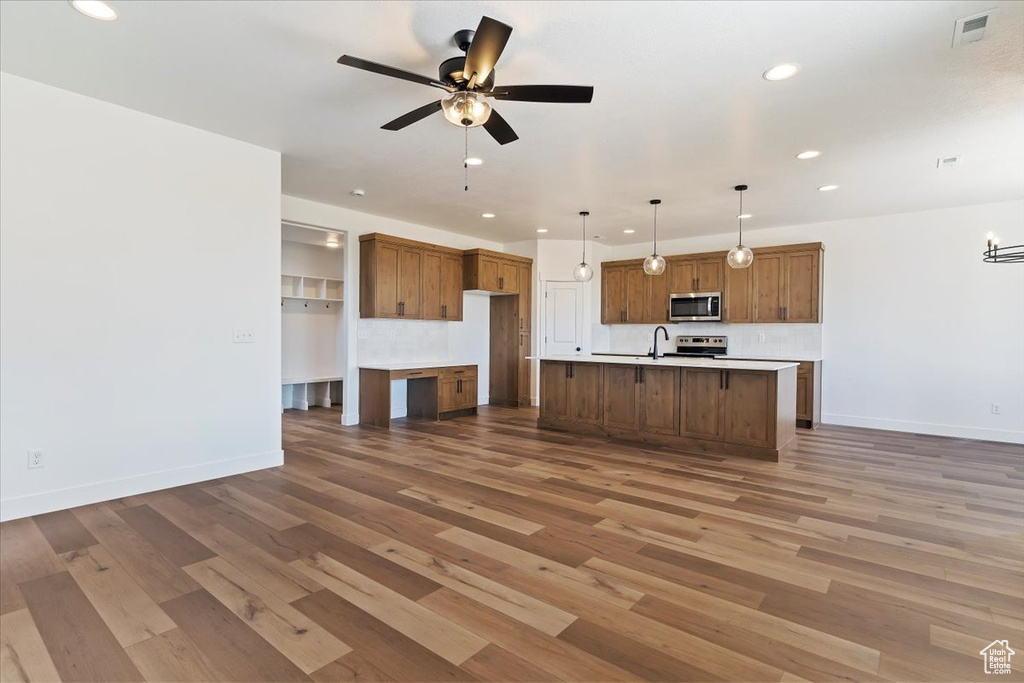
<box><xmin>602</xmin><ymin>323</ymin><xmax>822</xmax><ymax>360</ymax></box>
<box><xmin>357</xmin><ymin>318</ymin><xmax>447</xmax><ymax>364</ymax></box>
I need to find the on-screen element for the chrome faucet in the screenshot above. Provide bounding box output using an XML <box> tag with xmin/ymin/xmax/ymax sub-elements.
<box><xmin>651</xmin><ymin>326</ymin><xmax>670</xmax><ymax>360</ymax></box>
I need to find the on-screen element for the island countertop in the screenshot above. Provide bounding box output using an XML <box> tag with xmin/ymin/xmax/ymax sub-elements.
<box><xmin>533</xmin><ymin>354</ymin><xmax>798</xmax><ymax>372</ymax></box>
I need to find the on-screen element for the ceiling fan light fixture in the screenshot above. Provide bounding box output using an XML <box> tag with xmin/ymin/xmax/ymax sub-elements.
<box><xmin>441</xmin><ymin>91</ymin><xmax>492</xmax><ymax>128</ymax></box>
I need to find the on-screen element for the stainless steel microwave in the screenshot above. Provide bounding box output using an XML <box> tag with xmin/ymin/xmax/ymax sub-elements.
<box><xmin>669</xmin><ymin>292</ymin><xmax>722</xmax><ymax>322</ymax></box>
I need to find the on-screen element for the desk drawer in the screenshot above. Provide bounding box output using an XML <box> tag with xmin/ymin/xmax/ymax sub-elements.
<box><xmin>391</xmin><ymin>368</ymin><xmax>439</xmax><ymax>380</ymax></box>
<box><xmin>439</xmin><ymin>365</ymin><xmax>476</xmax><ymax>379</ymax></box>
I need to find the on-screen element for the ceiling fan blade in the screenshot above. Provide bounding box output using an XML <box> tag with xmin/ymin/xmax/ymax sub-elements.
<box><xmin>490</xmin><ymin>85</ymin><xmax>594</xmax><ymax>103</ymax></box>
<box><xmin>464</xmin><ymin>16</ymin><xmax>512</xmax><ymax>87</ymax></box>
<box><xmin>381</xmin><ymin>101</ymin><xmax>443</xmax><ymax>131</ymax></box>
<box><xmin>483</xmin><ymin>109</ymin><xmax>519</xmax><ymax>145</ymax></box>
<box><xmin>337</xmin><ymin>55</ymin><xmax>450</xmax><ymax>90</ymax></box>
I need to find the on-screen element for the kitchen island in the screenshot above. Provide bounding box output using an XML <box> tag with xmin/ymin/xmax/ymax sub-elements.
<box><xmin>538</xmin><ymin>355</ymin><xmax>798</xmax><ymax>461</ymax></box>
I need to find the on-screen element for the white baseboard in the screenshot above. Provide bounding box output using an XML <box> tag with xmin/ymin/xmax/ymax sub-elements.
<box><xmin>822</xmin><ymin>413</ymin><xmax>1024</xmax><ymax>444</ymax></box>
<box><xmin>0</xmin><ymin>448</ymin><xmax>284</xmax><ymax>522</ymax></box>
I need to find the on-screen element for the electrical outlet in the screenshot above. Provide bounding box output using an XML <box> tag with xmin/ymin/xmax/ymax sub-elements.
<box><xmin>232</xmin><ymin>328</ymin><xmax>255</xmax><ymax>344</ymax></box>
<box><xmin>758</xmin><ymin>332</ymin><xmax>766</xmax><ymax>342</ymax></box>
<box><xmin>991</xmin><ymin>403</ymin><xmax>1002</xmax><ymax>415</ymax></box>
<box><xmin>28</xmin><ymin>449</ymin><xmax>43</xmax><ymax>469</ymax></box>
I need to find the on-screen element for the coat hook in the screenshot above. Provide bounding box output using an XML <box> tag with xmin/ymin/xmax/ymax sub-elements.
<box><xmin>304</xmin><ymin>301</ymin><xmax>308</xmax><ymax>307</ymax></box>
<box><xmin>326</xmin><ymin>302</ymin><xmax>330</xmax><ymax>309</ymax></box>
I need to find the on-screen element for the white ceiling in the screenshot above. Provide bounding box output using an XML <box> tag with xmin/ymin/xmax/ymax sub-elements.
<box><xmin>2</xmin><ymin>1</ymin><xmax>1022</xmax><ymax>245</ymax></box>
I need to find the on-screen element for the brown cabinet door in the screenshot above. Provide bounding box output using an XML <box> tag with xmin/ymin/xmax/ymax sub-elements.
<box><xmin>499</xmin><ymin>262</ymin><xmax>519</xmax><ymax>293</ymax></box>
<box><xmin>422</xmin><ymin>251</ymin><xmax>442</xmax><ymax>320</ymax></box>
<box><xmin>518</xmin><ymin>341</ymin><xmax>531</xmax><ymax>406</ymax></box>
<box><xmin>539</xmin><ymin>361</ymin><xmax>570</xmax><ymax>420</ymax></box>
<box><xmin>399</xmin><ymin>246</ymin><xmax>423</xmax><ymax>318</ymax></box>
<box><xmin>479</xmin><ymin>257</ymin><xmax>500</xmax><ymax>291</ymax></box>
<box><xmin>669</xmin><ymin>259</ymin><xmax>697</xmax><ymax>294</ymax></box>
<box><xmin>640</xmin><ymin>366</ymin><xmax>680</xmax><ymax>435</ymax></box>
<box><xmin>647</xmin><ymin>271</ymin><xmax>669</xmax><ymax>323</ymax></box>
<box><xmin>459</xmin><ymin>378</ymin><xmax>478</xmax><ymax>409</ymax></box>
<box><xmin>680</xmin><ymin>368</ymin><xmax>725</xmax><ymax>441</ymax></box>
<box><xmin>723</xmin><ymin>261</ymin><xmax>753</xmax><ymax>323</ymax></box>
<box><xmin>752</xmin><ymin>253</ymin><xmax>785</xmax><ymax>323</ymax></box>
<box><xmin>796</xmin><ymin>373</ymin><xmax>811</xmax><ymax>421</ymax></box>
<box><xmin>517</xmin><ymin>264</ymin><xmax>532</xmax><ymax>330</ymax></box>
<box><xmin>603</xmin><ymin>365</ymin><xmax>640</xmax><ymax>430</ymax></box>
<box><xmin>625</xmin><ymin>267</ymin><xmax>648</xmax><ymax>324</ymax></box>
<box><xmin>374</xmin><ymin>242</ymin><xmax>401</xmax><ymax>318</ymax></box>
<box><xmin>440</xmin><ymin>254</ymin><xmax>463</xmax><ymax>321</ymax></box>
<box><xmin>438</xmin><ymin>379</ymin><xmax>459</xmax><ymax>412</ymax></box>
<box><xmin>697</xmin><ymin>257</ymin><xmax>723</xmax><ymax>293</ymax></box>
<box><xmin>783</xmin><ymin>251</ymin><xmax>820</xmax><ymax>322</ymax></box>
<box><xmin>602</xmin><ymin>266</ymin><xmax>626</xmax><ymax>324</ymax></box>
<box><xmin>569</xmin><ymin>363</ymin><xmax>603</xmax><ymax>425</ymax></box>
<box><xmin>723</xmin><ymin>370</ymin><xmax>775</xmax><ymax>448</ymax></box>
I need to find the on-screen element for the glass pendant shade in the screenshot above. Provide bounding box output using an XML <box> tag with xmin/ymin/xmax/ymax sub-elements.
<box><xmin>645</xmin><ymin>199</ymin><xmax>665</xmax><ymax>276</ymax></box>
<box><xmin>728</xmin><ymin>184</ymin><xmax>754</xmax><ymax>270</ymax></box>
<box><xmin>643</xmin><ymin>254</ymin><xmax>666</xmax><ymax>275</ymax></box>
<box><xmin>573</xmin><ymin>262</ymin><xmax>594</xmax><ymax>282</ymax></box>
<box><xmin>441</xmin><ymin>91</ymin><xmax>492</xmax><ymax>128</ymax></box>
<box><xmin>573</xmin><ymin>210</ymin><xmax>593</xmax><ymax>281</ymax></box>
<box><xmin>727</xmin><ymin>245</ymin><xmax>753</xmax><ymax>269</ymax></box>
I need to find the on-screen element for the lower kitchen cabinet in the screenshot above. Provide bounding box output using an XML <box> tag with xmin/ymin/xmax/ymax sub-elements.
<box><xmin>639</xmin><ymin>366</ymin><xmax>680</xmax><ymax>435</ymax></box>
<box><xmin>539</xmin><ymin>360</ymin><xmax>603</xmax><ymax>424</ymax></box>
<box><xmin>681</xmin><ymin>368</ymin><xmax>725</xmax><ymax>440</ymax></box>
<box><xmin>538</xmin><ymin>360</ymin><xmax>797</xmax><ymax>461</ymax></box>
<box><xmin>795</xmin><ymin>360</ymin><xmax>822</xmax><ymax>428</ymax></box>
<box><xmin>438</xmin><ymin>366</ymin><xmax>477</xmax><ymax>413</ymax></box>
<box><xmin>603</xmin><ymin>364</ymin><xmax>641</xmax><ymax>430</ymax></box>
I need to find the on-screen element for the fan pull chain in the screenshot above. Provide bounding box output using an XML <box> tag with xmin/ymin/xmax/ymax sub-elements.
<box><xmin>464</xmin><ymin>126</ymin><xmax>469</xmax><ymax>192</ymax></box>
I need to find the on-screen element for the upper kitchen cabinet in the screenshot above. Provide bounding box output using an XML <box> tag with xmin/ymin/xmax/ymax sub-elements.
<box><xmin>463</xmin><ymin>249</ymin><xmax>529</xmax><ymax>294</ymax></box>
<box><xmin>517</xmin><ymin>263</ymin><xmax>532</xmax><ymax>331</ymax></box>
<box><xmin>602</xmin><ymin>242</ymin><xmax>822</xmax><ymax>325</ymax></box>
<box><xmin>751</xmin><ymin>243</ymin><xmax>824</xmax><ymax>323</ymax></box>
<box><xmin>359</xmin><ymin>233</ymin><xmax>464</xmax><ymax>320</ymax></box>
<box><xmin>601</xmin><ymin>261</ymin><xmax>653</xmax><ymax>324</ymax></box>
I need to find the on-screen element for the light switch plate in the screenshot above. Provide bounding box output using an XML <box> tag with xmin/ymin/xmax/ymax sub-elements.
<box><xmin>232</xmin><ymin>328</ymin><xmax>255</xmax><ymax>344</ymax></box>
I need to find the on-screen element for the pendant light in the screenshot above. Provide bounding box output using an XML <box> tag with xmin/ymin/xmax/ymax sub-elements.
<box><xmin>572</xmin><ymin>211</ymin><xmax>594</xmax><ymax>282</ymax></box>
<box><xmin>727</xmin><ymin>185</ymin><xmax>754</xmax><ymax>269</ymax></box>
<box><xmin>642</xmin><ymin>199</ymin><xmax>666</xmax><ymax>276</ymax></box>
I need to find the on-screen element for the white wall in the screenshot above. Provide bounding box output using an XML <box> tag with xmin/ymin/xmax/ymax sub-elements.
<box><xmin>591</xmin><ymin>200</ymin><xmax>1024</xmax><ymax>443</ymax></box>
<box><xmin>0</xmin><ymin>73</ymin><xmax>283</xmax><ymax>520</ymax></box>
<box><xmin>281</xmin><ymin>196</ymin><xmax>503</xmax><ymax>422</ymax></box>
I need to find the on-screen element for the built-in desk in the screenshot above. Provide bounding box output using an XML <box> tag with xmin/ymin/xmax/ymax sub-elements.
<box><xmin>359</xmin><ymin>363</ymin><xmax>478</xmax><ymax>428</ymax></box>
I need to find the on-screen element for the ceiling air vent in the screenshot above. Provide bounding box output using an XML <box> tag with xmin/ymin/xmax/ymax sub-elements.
<box><xmin>937</xmin><ymin>155</ymin><xmax>962</xmax><ymax>170</ymax></box>
<box><xmin>953</xmin><ymin>10</ymin><xmax>993</xmax><ymax>47</ymax></box>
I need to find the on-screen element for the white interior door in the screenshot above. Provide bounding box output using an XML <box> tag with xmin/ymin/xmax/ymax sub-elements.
<box><xmin>544</xmin><ymin>281</ymin><xmax>584</xmax><ymax>355</ymax></box>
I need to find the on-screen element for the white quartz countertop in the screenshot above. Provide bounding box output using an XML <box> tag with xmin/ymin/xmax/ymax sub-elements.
<box><xmin>534</xmin><ymin>354</ymin><xmax>798</xmax><ymax>371</ymax></box>
<box><xmin>716</xmin><ymin>354</ymin><xmax>823</xmax><ymax>362</ymax></box>
<box><xmin>359</xmin><ymin>361</ymin><xmax>472</xmax><ymax>371</ymax></box>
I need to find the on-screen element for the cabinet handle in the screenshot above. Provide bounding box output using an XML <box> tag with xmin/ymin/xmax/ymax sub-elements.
<box><xmin>409</xmin><ymin>371</ymin><xmax>423</xmax><ymax>376</ymax></box>
<box><xmin>565</xmin><ymin>363</ymin><xmax>571</xmax><ymax>378</ymax></box>
<box><xmin>726</xmin><ymin>370</ymin><xmax>731</xmax><ymax>390</ymax></box>
<box><xmin>720</xmin><ymin>370</ymin><xmax>724</xmax><ymax>390</ymax></box>
<box><xmin>784</xmin><ymin>306</ymin><xmax>788</xmax><ymax>320</ymax></box>
<box><xmin>640</xmin><ymin>367</ymin><xmax>644</xmax><ymax>383</ymax></box>
<box><xmin>778</xmin><ymin>306</ymin><xmax>783</xmax><ymax>320</ymax></box>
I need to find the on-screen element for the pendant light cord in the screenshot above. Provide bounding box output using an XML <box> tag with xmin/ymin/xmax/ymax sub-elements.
<box><xmin>653</xmin><ymin>202</ymin><xmax>659</xmax><ymax>255</ymax></box>
<box><xmin>581</xmin><ymin>213</ymin><xmax>587</xmax><ymax>262</ymax></box>
<box><xmin>738</xmin><ymin>189</ymin><xmax>743</xmax><ymax>244</ymax></box>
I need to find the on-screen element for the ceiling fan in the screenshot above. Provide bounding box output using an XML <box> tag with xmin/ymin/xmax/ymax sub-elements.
<box><xmin>337</xmin><ymin>16</ymin><xmax>594</xmax><ymax>145</ymax></box>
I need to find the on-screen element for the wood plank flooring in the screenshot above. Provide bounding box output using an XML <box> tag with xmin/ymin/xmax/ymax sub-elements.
<box><xmin>1</xmin><ymin>406</ymin><xmax>1022</xmax><ymax>682</ymax></box>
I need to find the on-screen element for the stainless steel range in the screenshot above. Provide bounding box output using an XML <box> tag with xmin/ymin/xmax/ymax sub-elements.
<box><xmin>663</xmin><ymin>335</ymin><xmax>728</xmax><ymax>358</ymax></box>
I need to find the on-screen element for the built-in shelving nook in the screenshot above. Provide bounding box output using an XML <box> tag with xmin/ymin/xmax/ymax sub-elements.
<box><xmin>281</xmin><ymin>222</ymin><xmax>346</xmax><ymax>412</ymax></box>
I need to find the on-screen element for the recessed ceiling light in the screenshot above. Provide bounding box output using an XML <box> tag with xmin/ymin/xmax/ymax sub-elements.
<box><xmin>817</xmin><ymin>184</ymin><xmax>839</xmax><ymax>192</ymax></box>
<box><xmin>69</xmin><ymin>0</ymin><xmax>118</xmax><ymax>21</ymax></box>
<box><xmin>737</xmin><ymin>214</ymin><xmax>752</xmax><ymax>219</ymax></box>
<box><xmin>536</xmin><ymin>228</ymin><xmax>548</xmax><ymax>233</ymax></box>
<box><xmin>325</xmin><ymin>241</ymin><xmax>340</xmax><ymax>248</ymax></box>
<box><xmin>796</xmin><ymin>150</ymin><xmax>821</xmax><ymax>160</ymax></box>
<box><xmin>481</xmin><ymin>213</ymin><xmax>495</xmax><ymax>218</ymax></box>
<box><xmin>623</xmin><ymin>229</ymin><xmax>635</xmax><ymax>234</ymax></box>
<box><xmin>763</xmin><ymin>63</ymin><xmax>800</xmax><ymax>81</ymax></box>
<box><xmin>464</xmin><ymin>157</ymin><xmax>483</xmax><ymax>166</ymax></box>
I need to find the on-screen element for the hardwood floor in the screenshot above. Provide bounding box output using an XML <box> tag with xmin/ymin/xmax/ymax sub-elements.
<box><xmin>2</xmin><ymin>406</ymin><xmax>1022</xmax><ymax>682</ymax></box>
